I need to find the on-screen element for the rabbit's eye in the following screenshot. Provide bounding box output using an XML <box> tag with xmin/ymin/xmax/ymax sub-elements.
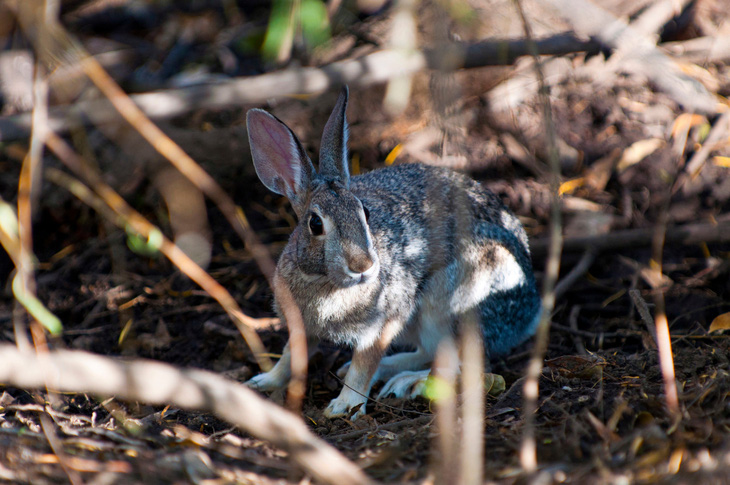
<box><xmin>309</xmin><ymin>213</ymin><xmax>324</xmax><ymax>236</ymax></box>
<box><xmin>362</xmin><ymin>205</ymin><xmax>370</xmax><ymax>223</ymax></box>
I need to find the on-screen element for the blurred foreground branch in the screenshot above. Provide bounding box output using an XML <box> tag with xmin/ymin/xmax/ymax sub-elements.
<box><xmin>513</xmin><ymin>0</ymin><xmax>563</xmax><ymax>472</ymax></box>
<box><xmin>0</xmin><ymin>344</ymin><xmax>373</xmax><ymax>485</ymax></box>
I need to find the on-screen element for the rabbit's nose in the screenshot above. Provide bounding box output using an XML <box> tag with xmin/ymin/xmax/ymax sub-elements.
<box><xmin>348</xmin><ymin>254</ymin><xmax>374</xmax><ymax>274</ymax></box>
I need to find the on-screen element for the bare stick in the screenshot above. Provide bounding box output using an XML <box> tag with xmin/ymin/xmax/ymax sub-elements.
<box><xmin>513</xmin><ymin>0</ymin><xmax>563</xmax><ymax>473</ymax></box>
<box><xmin>432</xmin><ymin>338</ymin><xmax>460</xmax><ymax>485</ymax></box>
<box><xmin>14</xmin><ymin>59</ymin><xmax>49</xmax><ymax>349</ymax></box>
<box><xmin>40</xmin><ymin>414</ymin><xmax>83</xmax><ymax>485</ymax></box>
<box><xmin>628</xmin><ymin>289</ymin><xmax>658</xmax><ymax>343</ymax></box>
<box><xmin>662</xmin><ymin>35</ymin><xmax>730</xmax><ymax>63</ymax></box>
<box><xmin>0</xmin><ymin>344</ymin><xmax>373</xmax><ymax>485</ymax></box>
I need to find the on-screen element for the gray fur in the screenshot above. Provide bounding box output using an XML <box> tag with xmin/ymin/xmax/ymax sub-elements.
<box><xmin>246</xmin><ymin>88</ymin><xmax>541</xmax><ymax>418</ymax></box>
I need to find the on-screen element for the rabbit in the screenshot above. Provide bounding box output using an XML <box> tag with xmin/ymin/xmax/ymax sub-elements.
<box><xmin>245</xmin><ymin>86</ymin><xmax>541</xmax><ymax>419</ymax></box>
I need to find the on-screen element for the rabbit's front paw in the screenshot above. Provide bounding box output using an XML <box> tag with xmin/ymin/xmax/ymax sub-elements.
<box><xmin>246</xmin><ymin>371</ymin><xmax>287</xmax><ymax>392</ymax></box>
<box><xmin>377</xmin><ymin>369</ymin><xmax>431</xmax><ymax>399</ymax></box>
<box><xmin>323</xmin><ymin>391</ymin><xmax>367</xmax><ymax>420</ymax></box>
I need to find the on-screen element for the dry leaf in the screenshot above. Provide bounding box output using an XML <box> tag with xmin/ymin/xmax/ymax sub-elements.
<box><xmin>559</xmin><ymin>177</ymin><xmax>585</xmax><ymax>196</ymax></box>
<box><xmin>545</xmin><ymin>355</ymin><xmax>607</xmax><ymax>380</ymax></box>
<box><xmin>671</xmin><ymin>113</ymin><xmax>707</xmax><ymax>139</ymax></box>
<box><xmin>639</xmin><ymin>266</ymin><xmax>673</xmax><ymax>289</ymax></box>
<box><xmin>617</xmin><ymin>138</ymin><xmax>664</xmax><ymax>172</ymax></box>
<box><xmin>584</xmin><ymin>148</ymin><xmax>622</xmax><ymax>191</ymax></box>
<box><xmin>484</xmin><ymin>373</ymin><xmax>506</xmax><ymax>396</ymax></box>
<box><xmin>709</xmin><ymin>312</ymin><xmax>730</xmax><ymax>333</ymax></box>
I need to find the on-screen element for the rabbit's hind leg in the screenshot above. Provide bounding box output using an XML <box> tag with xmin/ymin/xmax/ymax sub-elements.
<box><xmin>377</xmin><ymin>369</ymin><xmax>432</xmax><ymax>399</ymax></box>
<box><xmin>373</xmin><ymin>347</ymin><xmax>433</xmax><ymax>383</ymax></box>
<box><xmin>375</xmin><ymin>272</ymin><xmax>458</xmax><ymax>400</ymax></box>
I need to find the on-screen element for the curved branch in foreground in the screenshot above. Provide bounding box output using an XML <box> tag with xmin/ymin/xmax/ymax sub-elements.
<box><xmin>0</xmin><ymin>345</ymin><xmax>373</xmax><ymax>485</ymax></box>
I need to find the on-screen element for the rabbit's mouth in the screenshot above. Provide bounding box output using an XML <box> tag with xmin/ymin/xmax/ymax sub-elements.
<box><xmin>338</xmin><ymin>258</ymin><xmax>380</xmax><ymax>287</ymax></box>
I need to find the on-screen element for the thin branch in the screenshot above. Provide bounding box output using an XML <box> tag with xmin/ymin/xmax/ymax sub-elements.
<box><xmin>44</xmin><ymin>133</ymin><xmax>272</xmax><ymax>372</ymax></box>
<box><xmin>553</xmin><ymin>248</ymin><xmax>597</xmax><ymax>300</ymax></box>
<box><xmin>651</xmin><ymin>213</ymin><xmax>680</xmax><ymax>418</ymax></box>
<box><xmin>628</xmin><ymin>289</ymin><xmax>658</xmax><ymax>343</ymax></box>
<box><xmin>513</xmin><ymin>0</ymin><xmax>563</xmax><ymax>473</ymax></box>
<box><xmin>682</xmin><ymin>111</ymin><xmax>730</xmax><ymax>180</ymax></box>
<box><xmin>458</xmin><ymin>315</ymin><xmax>484</xmax><ymax>485</ymax></box>
<box><xmin>530</xmin><ymin>221</ymin><xmax>730</xmax><ymax>256</ymax></box>
<box><xmin>0</xmin><ymin>344</ymin><xmax>374</xmax><ymax>485</ymax></box>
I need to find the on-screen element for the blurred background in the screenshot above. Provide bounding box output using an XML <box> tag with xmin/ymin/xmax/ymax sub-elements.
<box><xmin>1</xmin><ymin>0</ymin><xmax>730</xmax><ymax>483</ymax></box>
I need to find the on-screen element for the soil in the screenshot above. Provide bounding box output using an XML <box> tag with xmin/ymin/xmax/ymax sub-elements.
<box><xmin>1</xmin><ymin>1</ymin><xmax>730</xmax><ymax>484</ymax></box>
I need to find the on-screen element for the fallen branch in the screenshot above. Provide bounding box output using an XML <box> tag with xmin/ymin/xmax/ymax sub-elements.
<box><xmin>0</xmin><ymin>345</ymin><xmax>373</xmax><ymax>485</ymax></box>
<box><xmin>544</xmin><ymin>0</ymin><xmax>717</xmax><ymax>114</ymax></box>
<box><xmin>530</xmin><ymin>221</ymin><xmax>730</xmax><ymax>256</ymax></box>
<box><xmin>662</xmin><ymin>35</ymin><xmax>730</xmax><ymax>63</ymax></box>
<box><xmin>0</xmin><ymin>33</ymin><xmax>596</xmax><ymax>142</ymax></box>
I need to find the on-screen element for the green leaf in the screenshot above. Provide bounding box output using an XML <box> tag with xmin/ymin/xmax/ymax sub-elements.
<box><xmin>12</xmin><ymin>275</ymin><xmax>63</xmax><ymax>335</ymax></box>
<box><xmin>423</xmin><ymin>375</ymin><xmax>455</xmax><ymax>402</ymax></box>
<box><xmin>261</xmin><ymin>0</ymin><xmax>295</xmax><ymax>61</ymax></box>
<box><xmin>126</xmin><ymin>226</ymin><xmax>162</xmax><ymax>257</ymax></box>
<box><xmin>300</xmin><ymin>0</ymin><xmax>330</xmax><ymax>48</ymax></box>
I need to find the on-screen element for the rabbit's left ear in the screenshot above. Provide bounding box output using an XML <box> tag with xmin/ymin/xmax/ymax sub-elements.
<box><xmin>319</xmin><ymin>86</ymin><xmax>350</xmax><ymax>186</ymax></box>
<box><xmin>247</xmin><ymin>109</ymin><xmax>314</xmax><ymax>215</ymax></box>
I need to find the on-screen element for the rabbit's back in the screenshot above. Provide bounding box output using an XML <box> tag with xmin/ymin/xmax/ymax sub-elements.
<box><xmin>351</xmin><ymin>163</ymin><xmax>540</xmax><ymax>356</ymax></box>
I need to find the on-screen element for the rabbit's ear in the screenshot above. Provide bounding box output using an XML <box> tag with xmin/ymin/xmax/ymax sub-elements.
<box><xmin>319</xmin><ymin>86</ymin><xmax>350</xmax><ymax>186</ymax></box>
<box><xmin>247</xmin><ymin>109</ymin><xmax>314</xmax><ymax>214</ymax></box>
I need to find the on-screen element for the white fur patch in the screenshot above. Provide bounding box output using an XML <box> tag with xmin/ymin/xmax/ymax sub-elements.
<box><xmin>489</xmin><ymin>246</ymin><xmax>525</xmax><ymax>292</ymax></box>
<box><xmin>314</xmin><ymin>284</ymin><xmax>368</xmax><ymax>322</ymax></box>
<box><xmin>450</xmin><ymin>245</ymin><xmax>524</xmax><ymax>314</ymax></box>
<box><xmin>246</xmin><ymin>367</ymin><xmax>289</xmax><ymax>391</ymax></box>
<box><xmin>403</xmin><ymin>238</ymin><xmax>426</xmax><ymax>259</ymax></box>
<box><xmin>324</xmin><ymin>387</ymin><xmax>368</xmax><ymax>419</ymax></box>
<box><xmin>351</xmin><ymin>321</ymin><xmax>382</xmax><ymax>349</ymax></box>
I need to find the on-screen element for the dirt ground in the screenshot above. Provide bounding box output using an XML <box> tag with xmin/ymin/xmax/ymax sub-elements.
<box><xmin>1</xmin><ymin>1</ymin><xmax>730</xmax><ymax>483</ymax></box>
